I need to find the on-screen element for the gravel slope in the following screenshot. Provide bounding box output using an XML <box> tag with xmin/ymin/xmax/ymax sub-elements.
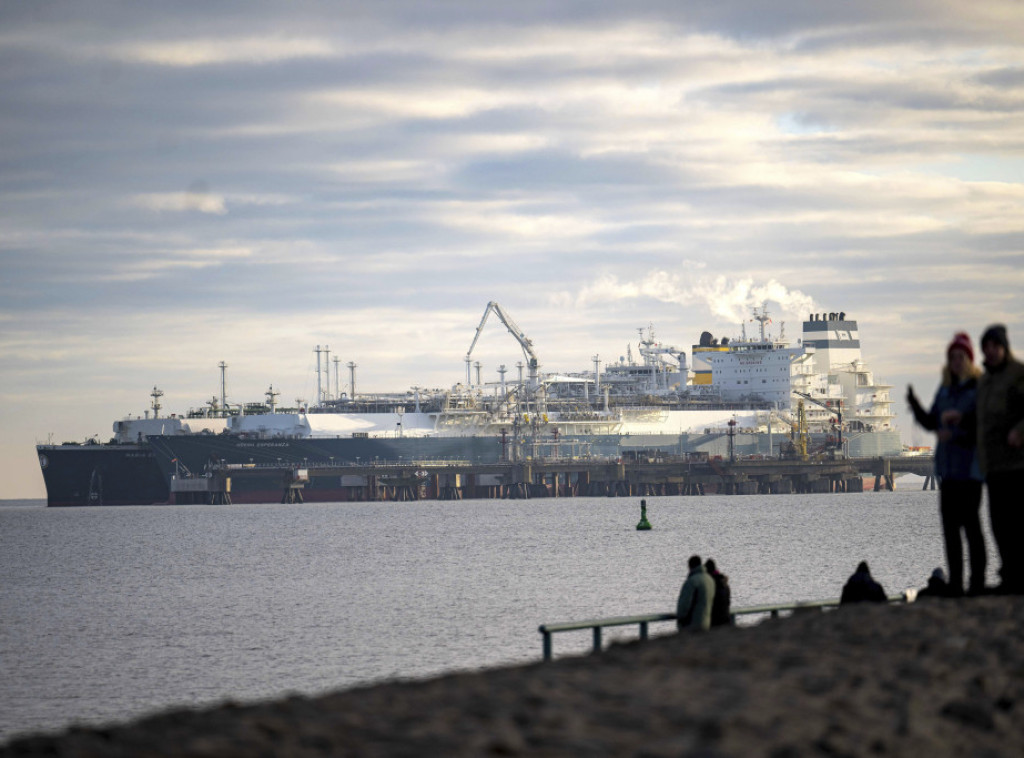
<box><xmin>4</xmin><ymin>596</ymin><xmax>1023</xmax><ymax>757</ymax></box>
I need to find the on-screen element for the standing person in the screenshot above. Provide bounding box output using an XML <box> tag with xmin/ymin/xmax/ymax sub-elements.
<box><xmin>840</xmin><ymin>561</ymin><xmax>886</xmax><ymax>604</ymax></box>
<box><xmin>676</xmin><ymin>555</ymin><xmax>715</xmax><ymax>631</ymax></box>
<box><xmin>704</xmin><ymin>558</ymin><xmax>732</xmax><ymax>627</ymax></box>
<box><xmin>907</xmin><ymin>332</ymin><xmax>986</xmax><ymax>596</ymax></box>
<box><xmin>977</xmin><ymin>324</ymin><xmax>1024</xmax><ymax>594</ymax></box>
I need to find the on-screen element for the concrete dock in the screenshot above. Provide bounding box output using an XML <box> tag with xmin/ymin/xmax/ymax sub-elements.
<box><xmin>170</xmin><ymin>455</ymin><xmax>934</xmax><ymax>504</ymax></box>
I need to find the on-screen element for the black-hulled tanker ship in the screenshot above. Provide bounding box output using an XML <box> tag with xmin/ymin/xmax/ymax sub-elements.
<box><xmin>37</xmin><ymin>442</ymin><xmax>172</xmax><ymax>507</ymax></box>
<box><xmin>36</xmin><ymin>306</ymin><xmax>902</xmax><ymax>505</ymax></box>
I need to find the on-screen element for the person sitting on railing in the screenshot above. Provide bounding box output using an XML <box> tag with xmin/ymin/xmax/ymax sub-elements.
<box><xmin>840</xmin><ymin>561</ymin><xmax>887</xmax><ymax>604</ymax></box>
<box><xmin>704</xmin><ymin>558</ymin><xmax>732</xmax><ymax>627</ymax></box>
<box><xmin>676</xmin><ymin>555</ymin><xmax>716</xmax><ymax>631</ymax></box>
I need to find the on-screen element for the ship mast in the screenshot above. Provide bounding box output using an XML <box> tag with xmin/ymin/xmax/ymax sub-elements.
<box><xmin>324</xmin><ymin>345</ymin><xmax>331</xmax><ymax>401</ymax></box>
<box><xmin>752</xmin><ymin>304</ymin><xmax>771</xmax><ymax>342</ymax></box>
<box><xmin>314</xmin><ymin>346</ymin><xmax>324</xmax><ymax>406</ymax></box>
<box><xmin>218</xmin><ymin>361</ymin><xmax>228</xmax><ymax>414</ymax></box>
<box><xmin>150</xmin><ymin>386</ymin><xmax>163</xmax><ymax>418</ymax></box>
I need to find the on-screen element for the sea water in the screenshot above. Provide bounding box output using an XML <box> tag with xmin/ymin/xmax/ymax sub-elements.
<box><xmin>0</xmin><ymin>490</ymin><xmax>996</xmax><ymax>741</ymax></box>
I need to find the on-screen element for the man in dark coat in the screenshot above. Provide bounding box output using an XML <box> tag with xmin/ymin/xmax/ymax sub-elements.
<box><xmin>917</xmin><ymin>567</ymin><xmax>952</xmax><ymax>598</ymax></box>
<box><xmin>840</xmin><ymin>561</ymin><xmax>887</xmax><ymax>604</ymax></box>
<box><xmin>977</xmin><ymin>324</ymin><xmax>1024</xmax><ymax>594</ymax></box>
<box><xmin>676</xmin><ymin>555</ymin><xmax>715</xmax><ymax>631</ymax></box>
<box><xmin>704</xmin><ymin>558</ymin><xmax>732</xmax><ymax>627</ymax></box>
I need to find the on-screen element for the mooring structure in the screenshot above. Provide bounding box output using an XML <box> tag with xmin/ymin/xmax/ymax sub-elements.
<box><xmin>169</xmin><ymin>455</ymin><xmax>933</xmax><ymax>505</ymax></box>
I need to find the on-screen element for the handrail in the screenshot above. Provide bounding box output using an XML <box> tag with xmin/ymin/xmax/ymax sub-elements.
<box><xmin>538</xmin><ymin>593</ymin><xmax>912</xmax><ymax>661</ymax></box>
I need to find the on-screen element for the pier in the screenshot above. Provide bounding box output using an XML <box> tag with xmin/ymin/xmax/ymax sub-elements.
<box><xmin>169</xmin><ymin>455</ymin><xmax>934</xmax><ymax>505</ymax></box>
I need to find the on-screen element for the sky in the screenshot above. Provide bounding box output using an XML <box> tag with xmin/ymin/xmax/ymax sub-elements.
<box><xmin>2</xmin><ymin>1</ymin><xmax>1023</xmax><ymax>499</ymax></box>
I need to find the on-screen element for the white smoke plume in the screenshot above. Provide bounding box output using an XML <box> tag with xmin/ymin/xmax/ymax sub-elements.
<box><xmin>567</xmin><ymin>271</ymin><xmax>818</xmax><ymax>326</ymax></box>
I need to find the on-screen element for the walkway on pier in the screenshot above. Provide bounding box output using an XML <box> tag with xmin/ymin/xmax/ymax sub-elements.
<box><xmin>170</xmin><ymin>455</ymin><xmax>934</xmax><ymax>504</ymax></box>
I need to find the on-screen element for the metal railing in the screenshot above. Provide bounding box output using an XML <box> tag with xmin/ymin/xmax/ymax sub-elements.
<box><xmin>538</xmin><ymin>593</ymin><xmax>912</xmax><ymax>661</ymax></box>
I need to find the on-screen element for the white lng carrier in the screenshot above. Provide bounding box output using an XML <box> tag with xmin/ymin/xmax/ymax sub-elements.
<box><xmin>37</xmin><ymin>304</ymin><xmax>899</xmax><ymax>505</ymax></box>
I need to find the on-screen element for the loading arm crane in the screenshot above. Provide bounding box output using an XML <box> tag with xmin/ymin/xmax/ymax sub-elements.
<box><xmin>465</xmin><ymin>301</ymin><xmax>540</xmax><ymax>387</ymax></box>
<box><xmin>793</xmin><ymin>391</ymin><xmax>844</xmax><ymax>453</ymax></box>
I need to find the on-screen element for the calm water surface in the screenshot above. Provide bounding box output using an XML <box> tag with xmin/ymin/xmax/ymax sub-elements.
<box><xmin>0</xmin><ymin>491</ymin><xmax>996</xmax><ymax>741</ymax></box>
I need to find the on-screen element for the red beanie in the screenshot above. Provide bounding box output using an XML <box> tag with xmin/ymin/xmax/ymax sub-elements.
<box><xmin>947</xmin><ymin>332</ymin><xmax>974</xmax><ymax>362</ymax></box>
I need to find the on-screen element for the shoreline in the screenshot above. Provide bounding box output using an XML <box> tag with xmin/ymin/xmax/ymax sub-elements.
<box><xmin>4</xmin><ymin>596</ymin><xmax>1023</xmax><ymax>756</ymax></box>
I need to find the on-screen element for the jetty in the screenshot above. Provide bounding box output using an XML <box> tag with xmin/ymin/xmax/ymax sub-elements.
<box><xmin>170</xmin><ymin>454</ymin><xmax>934</xmax><ymax>505</ymax></box>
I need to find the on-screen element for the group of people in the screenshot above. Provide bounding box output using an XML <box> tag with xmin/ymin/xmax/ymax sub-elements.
<box><xmin>676</xmin><ymin>555</ymin><xmax>731</xmax><ymax>630</ymax></box>
<box><xmin>908</xmin><ymin>324</ymin><xmax>1024</xmax><ymax>596</ymax></box>
<box><xmin>827</xmin><ymin>325</ymin><xmax>1023</xmax><ymax>606</ymax></box>
<box><xmin>676</xmin><ymin>323</ymin><xmax>1024</xmax><ymax>627</ymax></box>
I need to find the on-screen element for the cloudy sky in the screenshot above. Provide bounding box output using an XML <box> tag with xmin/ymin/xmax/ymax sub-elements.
<box><xmin>2</xmin><ymin>2</ymin><xmax>1023</xmax><ymax>498</ymax></box>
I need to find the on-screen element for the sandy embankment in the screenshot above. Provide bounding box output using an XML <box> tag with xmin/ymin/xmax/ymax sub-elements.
<box><xmin>3</xmin><ymin>596</ymin><xmax>1024</xmax><ymax>757</ymax></box>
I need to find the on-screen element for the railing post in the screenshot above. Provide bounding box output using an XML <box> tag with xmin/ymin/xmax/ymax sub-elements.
<box><xmin>541</xmin><ymin>629</ymin><xmax>552</xmax><ymax>661</ymax></box>
<box><xmin>592</xmin><ymin>625</ymin><xmax>602</xmax><ymax>653</ymax></box>
<box><xmin>639</xmin><ymin>621</ymin><xmax>649</xmax><ymax>640</ymax></box>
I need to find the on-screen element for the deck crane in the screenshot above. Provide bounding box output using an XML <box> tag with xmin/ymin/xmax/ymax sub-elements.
<box><xmin>465</xmin><ymin>302</ymin><xmax>540</xmax><ymax>388</ymax></box>
<box><xmin>793</xmin><ymin>391</ymin><xmax>844</xmax><ymax>457</ymax></box>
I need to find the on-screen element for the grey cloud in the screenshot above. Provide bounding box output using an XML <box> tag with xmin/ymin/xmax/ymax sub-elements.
<box><xmin>454</xmin><ymin>150</ymin><xmax>686</xmax><ymax>191</ymax></box>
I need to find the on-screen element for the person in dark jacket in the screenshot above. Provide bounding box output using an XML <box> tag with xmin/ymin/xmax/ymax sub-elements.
<box><xmin>907</xmin><ymin>332</ymin><xmax>986</xmax><ymax>595</ymax></box>
<box><xmin>676</xmin><ymin>555</ymin><xmax>715</xmax><ymax>631</ymax></box>
<box><xmin>704</xmin><ymin>558</ymin><xmax>732</xmax><ymax>627</ymax></box>
<box><xmin>977</xmin><ymin>324</ymin><xmax>1024</xmax><ymax>593</ymax></box>
<box><xmin>840</xmin><ymin>561</ymin><xmax>887</xmax><ymax>604</ymax></box>
<box><xmin>917</xmin><ymin>567</ymin><xmax>952</xmax><ymax>598</ymax></box>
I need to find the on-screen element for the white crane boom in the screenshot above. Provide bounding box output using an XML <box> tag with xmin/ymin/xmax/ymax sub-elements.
<box><xmin>465</xmin><ymin>301</ymin><xmax>540</xmax><ymax>386</ymax></box>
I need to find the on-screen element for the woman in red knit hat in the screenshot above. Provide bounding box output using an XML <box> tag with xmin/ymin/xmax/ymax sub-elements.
<box><xmin>907</xmin><ymin>332</ymin><xmax>986</xmax><ymax>596</ymax></box>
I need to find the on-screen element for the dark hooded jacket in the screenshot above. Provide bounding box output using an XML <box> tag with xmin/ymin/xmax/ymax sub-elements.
<box><xmin>909</xmin><ymin>377</ymin><xmax>980</xmax><ymax>481</ymax></box>
<box><xmin>840</xmin><ymin>563</ymin><xmax>887</xmax><ymax>604</ymax></box>
<box><xmin>917</xmin><ymin>575</ymin><xmax>951</xmax><ymax>598</ymax></box>
<box><xmin>977</xmin><ymin>344</ymin><xmax>1024</xmax><ymax>476</ymax></box>
<box><xmin>676</xmin><ymin>565</ymin><xmax>715</xmax><ymax>631</ymax></box>
<box><xmin>707</xmin><ymin>568</ymin><xmax>732</xmax><ymax>627</ymax></box>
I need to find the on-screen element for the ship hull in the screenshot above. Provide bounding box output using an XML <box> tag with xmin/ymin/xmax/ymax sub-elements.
<box><xmin>36</xmin><ymin>444</ymin><xmax>171</xmax><ymax>507</ymax></box>
<box><xmin>37</xmin><ymin>429</ymin><xmax>904</xmax><ymax>506</ymax></box>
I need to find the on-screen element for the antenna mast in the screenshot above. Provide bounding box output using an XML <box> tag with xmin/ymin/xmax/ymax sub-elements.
<box><xmin>323</xmin><ymin>345</ymin><xmax>331</xmax><ymax>401</ymax></box>
<box><xmin>314</xmin><ymin>346</ymin><xmax>323</xmax><ymax>406</ymax></box>
<box><xmin>150</xmin><ymin>386</ymin><xmax>163</xmax><ymax>418</ymax></box>
<box><xmin>752</xmin><ymin>304</ymin><xmax>771</xmax><ymax>342</ymax></box>
<box><xmin>218</xmin><ymin>361</ymin><xmax>228</xmax><ymax>413</ymax></box>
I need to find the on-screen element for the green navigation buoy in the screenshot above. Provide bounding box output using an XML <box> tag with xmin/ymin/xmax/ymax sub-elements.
<box><xmin>636</xmin><ymin>499</ymin><xmax>652</xmax><ymax>530</ymax></box>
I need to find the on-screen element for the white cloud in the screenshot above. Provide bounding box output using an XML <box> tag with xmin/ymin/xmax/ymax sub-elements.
<box><xmin>113</xmin><ymin>36</ymin><xmax>337</xmax><ymax>66</ymax></box>
<box><xmin>567</xmin><ymin>271</ymin><xmax>818</xmax><ymax>326</ymax></box>
<box><xmin>132</xmin><ymin>192</ymin><xmax>229</xmax><ymax>215</ymax></box>
<box><xmin>97</xmin><ymin>248</ymin><xmax>253</xmax><ymax>282</ymax></box>
<box><xmin>434</xmin><ymin>202</ymin><xmax>609</xmax><ymax>239</ymax></box>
